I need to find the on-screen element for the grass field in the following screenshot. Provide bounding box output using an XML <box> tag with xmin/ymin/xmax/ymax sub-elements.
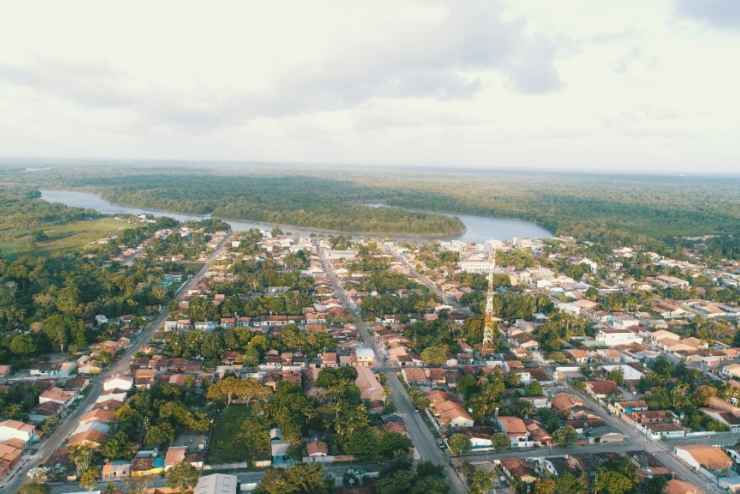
<box><xmin>0</xmin><ymin>217</ymin><xmax>129</xmax><ymax>256</ymax></box>
<box><xmin>207</xmin><ymin>405</ymin><xmax>250</xmax><ymax>464</ymax></box>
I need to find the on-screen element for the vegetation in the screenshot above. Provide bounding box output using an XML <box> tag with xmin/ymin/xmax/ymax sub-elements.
<box><xmin>71</xmin><ymin>174</ymin><xmax>465</xmax><ymax>236</ymax></box>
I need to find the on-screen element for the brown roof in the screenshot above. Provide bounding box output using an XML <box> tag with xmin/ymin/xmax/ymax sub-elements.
<box><xmin>498</xmin><ymin>416</ymin><xmax>528</xmax><ymax>435</ymax></box>
<box><xmin>68</xmin><ymin>429</ymin><xmax>107</xmax><ymax>448</ymax></box>
<box><xmin>664</xmin><ymin>480</ymin><xmax>703</xmax><ymax>494</ymax></box>
<box><xmin>680</xmin><ymin>445</ymin><xmax>732</xmax><ymax>471</ymax></box>
<box><xmin>165</xmin><ymin>446</ymin><xmax>187</xmax><ymax>467</ymax></box>
<box><xmin>551</xmin><ymin>393</ymin><xmax>583</xmax><ymax>413</ymax></box>
<box><xmin>586</xmin><ymin>380</ymin><xmax>618</xmax><ymax>395</ymax></box>
<box><xmin>40</xmin><ymin>387</ymin><xmax>74</xmax><ymax>403</ymax></box>
<box><xmin>306</xmin><ymin>441</ymin><xmax>328</xmax><ymax>456</ymax></box>
<box><xmin>81</xmin><ymin>409</ymin><xmax>117</xmax><ymax>424</ymax></box>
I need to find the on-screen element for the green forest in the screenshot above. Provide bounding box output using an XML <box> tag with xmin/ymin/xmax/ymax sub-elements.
<box><xmin>358</xmin><ymin>172</ymin><xmax>740</xmax><ymax>251</ymax></box>
<box><xmin>69</xmin><ymin>174</ymin><xmax>465</xmax><ymax>236</ymax></box>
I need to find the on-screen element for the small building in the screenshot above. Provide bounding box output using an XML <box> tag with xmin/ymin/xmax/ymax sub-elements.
<box><xmin>0</xmin><ymin>420</ymin><xmax>35</xmax><ymax>443</ymax></box>
<box><xmin>195</xmin><ymin>473</ymin><xmax>238</xmax><ymax>494</ymax></box>
<box><xmin>102</xmin><ymin>460</ymin><xmax>131</xmax><ymax>481</ymax></box>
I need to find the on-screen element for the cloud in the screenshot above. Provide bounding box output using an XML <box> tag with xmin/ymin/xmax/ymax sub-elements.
<box><xmin>675</xmin><ymin>0</ymin><xmax>740</xmax><ymax>30</ymax></box>
<box><xmin>0</xmin><ymin>1</ymin><xmax>563</xmax><ymax>131</ymax></box>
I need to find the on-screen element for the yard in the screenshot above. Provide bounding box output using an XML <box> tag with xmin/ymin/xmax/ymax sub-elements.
<box><xmin>0</xmin><ymin>217</ymin><xmax>128</xmax><ymax>256</ymax></box>
<box><xmin>207</xmin><ymin>405</ymin><xmax>250</xmax><ymax>465</ymax></box>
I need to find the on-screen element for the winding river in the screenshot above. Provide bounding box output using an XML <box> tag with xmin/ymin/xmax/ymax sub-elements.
<box><xmin>40</xmin><ymin>189</ymin><xmax>551</xmax><ymax>243</ymax></box>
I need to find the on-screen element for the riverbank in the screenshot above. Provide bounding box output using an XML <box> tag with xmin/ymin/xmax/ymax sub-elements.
<box><xmin>41</xmin><ymin>189</ymin><xmax>552</xmax><ymax>242</ymax></box>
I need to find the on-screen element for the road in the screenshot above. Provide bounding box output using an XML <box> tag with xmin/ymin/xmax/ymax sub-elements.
<box><xmin>4</xmin><ymin>233</ymin><xmax>232</xmax><ymax>494</ymax></box>
<box><xmin>318</xmin><ymin>244</ymin><xmax>467</xmax><ymax>494</ymax></box>
<box><xmin>377</xmin><ymin>245</ymin><xmax>728</xmax><ymax>493</ymax></box>
<box><xmin>47</xmin><ymin>463</ymin><xmax>378</xmax><ymax>493</ymax></box>
<box><xmin>384</xmin><ymin>245</ymin><xmax>462</xmax><ymax>310</ymax></box>
<box><xmin>566</xmin><ymin>385</ymin><xmax>724</xmax><ymax>494</ymax></box>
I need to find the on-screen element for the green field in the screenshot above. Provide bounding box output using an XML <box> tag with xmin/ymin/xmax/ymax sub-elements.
<box><xmin>207</xmin><ymin>405</ymin><xmax>250</xmax><ymax>464</ymax></box>
<box><xmin>0</xmin><ymin>217</ymin><xmax>129</xmax><ymax>256</ymax></box>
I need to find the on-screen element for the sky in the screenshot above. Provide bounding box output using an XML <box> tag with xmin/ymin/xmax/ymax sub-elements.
<box><xmin>0</xmin><ymin>0</ymin><xmax>738</xmax><ymax>174</ymax></box>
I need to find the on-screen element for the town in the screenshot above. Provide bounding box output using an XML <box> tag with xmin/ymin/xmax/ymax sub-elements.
<box><xmin>1</xmin><ymin>213</ymin><xmax>738</xmax><ymax>494</ymax></box>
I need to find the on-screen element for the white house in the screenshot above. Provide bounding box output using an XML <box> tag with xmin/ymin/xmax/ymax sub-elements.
<box><xmin>595</xmin><ymin>328</ymin><xmax>643</xmax><ymax>347</ymax></box>
<box><xmin>103</xmin><ymin>375</ymin><xmax>134</xmax><ymax>393</ymax></box>
<box><xmin>0</xmin><ymin>419</ymin><xmax>36</xmax><ymax>443</ymax></box>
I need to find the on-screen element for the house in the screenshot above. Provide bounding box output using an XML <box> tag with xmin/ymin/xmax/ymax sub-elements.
<box><xmin>355</xmin><ymin>347</ymin><xmax>375</xmax><ymax>367</ymax></box>
<box><xmin>165</xmin><ymin>446</ymin><xmax>187</xmax><ymax>470</ymax></box>
<box><xmin>355</xmin><ymin>366</ymin><xmax>386</xmax><ymax>412</ymax></box>
<box><xmin>585</xmin><ymin>380</ymin><xmax>618</xmax><ymax>399</ymax></box>
<box><xmin>306</xmin><ymin>441</ymin><xmax>329</xmax><ymax>458</ymax></box>
<box><xmin>614</xmin><ymin>400</ymin><xmax>648</xmax><ymax>415</ymax></box>
<box><xmin>68</xmin><ymin>429</ymin><xmax>107</xmax><ymax>449</ymax></box>
<box><xmin>401</xmin><ymin>367</ymin><xmax>429</xmax><ymax>386</ymax></box>
<box><xmin>102</xmin><ymin>460</ymin><xmax>131</xmax><ymax>481</ymax></box>
<box><xmin>595</xmin><ymin>328</ymin><xmax>642</xmax><ymax>347</ymax></box>
<box><xmin>320</xmin><ymin>352</ymin><xmax>338</xmax><ymax>368</ymax></box>
<box><xmin>39</xmin><ymin>387</ymin><xmax>75</xmax><ymax>407</ymax></box>
<box><xmin>104</xmin><ymin>374</ymin><xmax>134</xmax><ymax>392</ymax></box>
<box><xmin>501</xmin><ymin>458</ymin><xmax>537</xmax><ymax>484</ymax></box>
<box><xmin>427</xmin><ymin>391</ymin><xmax>474</xmax><ymax>429</ymax></box>
<box><xmin>497</xmin><ymin>416</ymin><xmax>531</xmax><ymax>447</ymax></box>
<box><xmin>0</xmin><ymin>420</ymin><xmax>35</xmax><ymax>443</ymax></box>
<box><xmin>270</xmin><ymin>428</ymin><xmax>291</xmax><ymax>466</ymax></box>
<box><xmin>551</xmin><ymin>393</ymin><xmax>583</xmax><ymax>415</ymax></box>
<box><xmin>663</xmin><ymin>479</ymin><xmax>703</xmax><ymax>494</ymax></box>
<box><xmin>674</xmin><ymin>445</ymin><xmax>732</xmax><ymax>479</ymax></box>
<box><xmin>0</xmin><ymin>439</ymin><xmax>25</xmax><ymax>479</ymax></box>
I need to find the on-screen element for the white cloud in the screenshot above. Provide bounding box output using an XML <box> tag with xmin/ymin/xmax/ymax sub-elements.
<box><xmin>0</xmin><ymin>0</ymin><xmax>737</xmax><ymax>173</ymax></box>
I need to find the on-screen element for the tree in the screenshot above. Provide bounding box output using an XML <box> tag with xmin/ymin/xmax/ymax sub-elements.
<box><xmin>166</xmin><ymin>462</ymin><xmax>200</xmax><ymax>492</ymax></box>
<box><xmin>19</xmin><ymin>483</ymin><xmax>49</xmax><ymax>494</ymax></box>
<box><xmin>69</xmin><ymin>445</ymin><xmax>94</xmax><ymax>476</ymax></box>
<box><xmin>102</xmin><ymin>431</ymin><xmax>137</xmax><ymax>460</ymax></box>
<box><xmin>468</xmin><ymin>468</ymin><xmax>493</xmax><ymax>494</ymax></box>
<box><xmin>207</xmin><ymin>377</ymin><xmax>270</xmax><ymax>406</ymax></box>
<box><xmin>9</xmin><ymin>334</ymin><xmax>37</xmax><ymax>355</ymax></box>
<box><xmin>556</xmin><ymin>472</ymin><xmax>588</xmax><ymax>494</ymax></box>
<box><xmin>593</xmin><ymin>468</ymin><xmax>636</xmax><ymax>494</ymax></box>
<box><xmin>80</xmin><ymin>467</ymin><xmax>100</xmax><ymax>491</ymax></box>
<box><xmin>553</xmin><ymin>425</ymin><xmax>577</xmax><ymax>447</ymax></box>
<box><xmin>533</xmin><ymin>479</ymin><xmax>557</xmax><ymax>494</ymax></box>
<box><xmin>447</xmin><ymin>433</ymin><xmax>471</xmax><ymax>456</ymax></box>
<box><xmin>492</xmin><ymin>433</ymin><xmax>510</xmax><ymax>450</ymax></box>
<box><xmin>257</xmin><ymin>464</ymin><xmax>331</xmax><ymax>494</ymax></box>
<box><xmin>420</xmin><ymin>344</ymin><xmax>449</xmax><ymax>366</ymax></box>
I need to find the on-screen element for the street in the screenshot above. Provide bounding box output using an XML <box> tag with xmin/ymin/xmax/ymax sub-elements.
<box><xmin>4</xmin><ymin>233</ymin><xmax>233</xmax><ymax>494</ymax></box>
<box><xmin>318</xmin><ymin>244</ymin><xmax>467</xmax><ymax>494</ymax></box>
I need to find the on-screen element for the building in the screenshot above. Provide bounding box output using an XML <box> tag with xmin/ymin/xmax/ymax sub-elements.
<box><xmin>497</xmin><ymin>416</ymin><xmax>531</xmax><ymax>447</ymax></box>
<box><xmin>355</xmin><ymin>347</ymin><xmax>375</xmax><ymax>367</ymax></box>
<box><xmin>0</xmin><ymin>420</ymin><xmax>35</xmax><ymax>443</ymax></box>
<box><xmin>194</xmin><ymin>473</ymin><xmax>238</xmax><ymax>494</ymax></box>
<box><xmin>595</xmin><ymin>328</ymin><xmax>642</xmax><ymax>347</ymax></box>
<box><xmin>102</xmin><ymin>460</ymin><xmax>131</xmax><ymax>481</ymax></box>
<box><xmin>663</xmin><ymin>479</ymin><xmax>703</xmax><ymax>494</ymax></box>
<box><xmin>674</xmin><ymin>445</ymin><xmax>732</xmax><ymax>480</ymax></box>
<box><xmin>103</xmin><ymin>374</ymin><xmax>134</xmax><ymax>392</ymax></box>
<box><xmin>39</xmin><ymin>387</ymin><xmax>75</xmax><ymax>406</ymax></box>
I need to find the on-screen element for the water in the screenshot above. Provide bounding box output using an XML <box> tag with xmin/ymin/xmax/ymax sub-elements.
<box><xmin>41</xmin><ymin>189</ymin><xmax>551</xmax><ymax>242</ymax></box>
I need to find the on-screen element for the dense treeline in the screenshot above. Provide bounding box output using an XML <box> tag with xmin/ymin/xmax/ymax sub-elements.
<box><xmin>70</xmin><ymin>174</ymin><xmax>465</xmax><ymax>236</ymax></box>
<box><xmin>361</xmin><ymin>172</ymin><xmax>740</xmax><ymax>252</ymax></box>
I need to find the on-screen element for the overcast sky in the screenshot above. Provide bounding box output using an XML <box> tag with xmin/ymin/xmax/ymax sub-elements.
<box><xmin>1</xmin><ymin>0</ymin><xmax>739</xmax><ymax>173</ymax></box>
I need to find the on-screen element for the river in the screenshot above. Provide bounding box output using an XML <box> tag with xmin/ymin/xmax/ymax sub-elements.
<box><xmin>40</xmin><ymin>189</ymin><xmax>551</xmax><ymax>243</ymax></box>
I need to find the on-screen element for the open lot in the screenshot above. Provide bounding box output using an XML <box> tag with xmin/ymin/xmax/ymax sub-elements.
<box><xmin>0</xmin><ymin>217</ymin><xmax>129</xmax><ymax>255</ymax></box>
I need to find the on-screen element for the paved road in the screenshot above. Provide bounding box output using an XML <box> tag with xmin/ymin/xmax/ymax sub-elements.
<box><xmin>566</xmin><ymin>385</ymin><xmax>724</xmax><ymax>494</ymax></box>
<box><xmin>384</xmin><ymin>245</ymin><xmax>463</xmax><ymax>310</ymax></box>
<box><xmin>47</xmin><ymin>463</ymin><xmax>377</xmax><ymax>493</ymax></box>
<box><xmin>459</xmin><ymin>442</ymin><xmax>642</xmax><ymax>463</ymax></box>
<box><xmin>318</xmin><ymin>245</ymin><xmax>467</xmax><ymax>494</ymax></box>
<box><xmin>4</xmin><ymin>233</ymin><xmax>232</xmax><ymax>494</ymax></box>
